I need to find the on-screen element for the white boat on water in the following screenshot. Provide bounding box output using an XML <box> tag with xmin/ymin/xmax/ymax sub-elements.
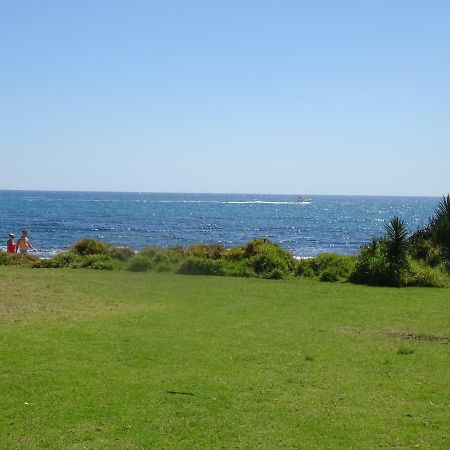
<box><xmin>296</xmin><ymin>196</ymin><xmax>311</xmax><ymax>204</ymax></box>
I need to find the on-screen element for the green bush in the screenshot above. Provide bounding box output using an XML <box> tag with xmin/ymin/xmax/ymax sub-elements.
<box><xmin>385</xmin><ymin>217</ymin><xmax>409</xmax><ymax>266</ymax></box>
<box><xmin>240</xmin><ymin>239</ymin><xmax>296</xmax><ymax>279</ymax></box>
<box><xmin>406</xmin><ymin>259</ymin><xmax>448</xmax><ymax>287</ymax></box>
<box><xmin>351</xmin><ymin>240</ymin><xmax>449</xmax><ymax>287</ymax></box>
<box><xmin>242</xmin><ymin>239</ymin><xmax>291</xmax><ymax>262</ymax></box>
<box><xmin>350</xmin><ymin>239</ymin><xmax>405</xmax><ymax>286</ymax></box>
<box><xmin>139</xmin><ymin>247</ymin><xmax>185</xmax><ymax>271</ymax></box>
<box><xmin>207</xmin><ymin>239</ymin><xmax>296</xmax><ymax>279</ymax></box>
<box><xmin>294</xmin><ymin>258</ymin><xmax>316</xmax><ymax>278</ymax></box>
<box><xmin>350</xmin><ymin>238</ymin><xmax>450</xmax><ymax>286</ymax></box>
<box><xmin>177</xmin><ymin>257</ymin><xmax>225</xmax><ymax>276</ymax></box>
<box><xmin>351</xmin><ymin>201</ymin><xmax>450</xmax><ymax>287</ymax></box>
<box><xmin>141</xmin><ymin>246</ymin><xmax>185</xmax><ymax>265</ymax></box>
<box><xmin>109</xmin><ymin>246</ymin><xmax>134</xmax><ymax>261</ymax></box>
<box><xmin>319</xmin><ymin>269</ymin><xmax>340</xmax><ymax>282</ymax></box>
<box><xmin>409</xmin><ymin>237</ymin><xmax>444</xmax><ymax>267</ymax></box>
<box><xmin>223</xmin><ymin>246</ymin><xmax>246</xmax><ymax>261</ymax></box>
<box><xmin>79</xmin><ymin>254</ymin><xmax>118</xmax><ymax>270</ymax></box>
<box><xmin>33</xmin><ymin>252</ymin><xmax>83</xmax><ymax>268</ymax></box>
<box><xmin>186</xmin><ymin>243</ymin><xmax>225</xmax><ymax>260</ymax></box>
<box><xmin>155</xmin><ymin>262</ymin><xmax>173</xmax><ymax>272</ymax></box>
<box><xmin>152</xmin><ymin>253</ymin><xmax>173</xmax><ymax>268</ymax></box>
<box><xmin>220</xmin><ymin>260</ymin><xmax>254</xmax><ymax>278</ymax></box>
<box><xmin>34</xmin><ymin>252</ymin><xmax>120</xmax><ymax>270</ymax></box>
<box><xmin>296</xmin><ymin>253</ymin><xmax>356</xmax><ymax>282</ymax></box>
<box><xmin>126</xmin><ymin>254</ymin><xmax>154</xmax><ymax>272</ymax></box>
<box><xmin>249</xmin><ymin>252</ymin><xmax>289</xmax><ymax>279</ymax></box>
<box><xmin>0</xmin><ymin>252</ymin><xmax>39</xmax><ymax>266</ymax></box>
<box><xmin>430</xmin><ymin>195</ymin><xmax>450</xmax><ymax>257</ymax></box>
<box><xmin>69</xmin><ymin>239</ymin><xmax>134</xmax><ymax>262</ymax></box>
<box><xmin>140</xmin><ymin>246</ymin><xmax>159</xmax><ymax>258</ymax></box>
<box><xmin>154</xmin><ymin>251</ymin><xmax>182</xmax><ymax>265</ymax></box>
<box><xmin>265</xmin><ymin>267</ymin><xmax>285</xmax><ymax>280</ymax></box>
<box><xmin>70</xmin><ymin>239</ymin><xmax>113</xmax><ymax>256</ymax></box>
<box><xmin>408</xmin><ymin>195</ymin><xmax>450</xmax><ymax>263</ymax></box>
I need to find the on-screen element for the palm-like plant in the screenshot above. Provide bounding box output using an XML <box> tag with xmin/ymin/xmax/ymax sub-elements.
<box><xmin>432</xmin><ymin>194</ymin><xmax>450</xmax><ymax>255</ymax></box>
<box><xmin>367</xmin><ymin>237</ymin><xmax>379</xmax><ymax>255</ymax></box>
<box><xmin>435</xmin><ymin>194</ymin><xmax>450</xmax><ymax>219</ymax></box>
<box><xmin>385</xmin><ymin>216</ymin><xmax>408</xmax><ymax>263</ymax></box>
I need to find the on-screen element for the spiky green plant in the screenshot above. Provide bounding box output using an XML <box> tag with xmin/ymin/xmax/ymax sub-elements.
<box><xmin>385</xmin><ymin>216</ymin><xmax>408</xmax><ymax>263</ymax></box>
<box><xmin>434</xmin><ymin>194</ymin><xmax>450</xmax><ymax>220</ymax></box>
<box><xmin>367</xmin><ymin>237</ymin><xmax>379</xmax><ymax>255</ymax></box>
<box><xmin>431</xmin><ymin>194</ymin><xmax>450</xmax><ymax>256</ymax></box>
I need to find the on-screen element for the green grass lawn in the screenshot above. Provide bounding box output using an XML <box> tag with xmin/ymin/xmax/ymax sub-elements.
<box><xmin>0</xmin><ymin>267</ymin><xmax>449</xmax><ymax>449</ymax></box>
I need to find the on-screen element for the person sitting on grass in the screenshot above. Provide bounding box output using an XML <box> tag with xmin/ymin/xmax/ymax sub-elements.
<box><xmin>17</xmin><ymin>229</ymin><xmax>36</xmax><ymax>254</ymax></box>
<box><xmin>6</xmin><ymin>233</ymin><xmax>17</xmax><ymax>253</ymax></box>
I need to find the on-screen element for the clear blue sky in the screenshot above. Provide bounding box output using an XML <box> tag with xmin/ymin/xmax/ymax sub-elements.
<box><xmin>1</xmin><ymin>0</ymin><xmax>449</xmax><ymax>195</ymax></box>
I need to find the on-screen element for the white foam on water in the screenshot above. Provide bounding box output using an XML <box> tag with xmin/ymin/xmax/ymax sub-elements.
<box><xmin>226</xmin><ymin>201</ymin><xmax>295</xmax><ymax>205</ymax></box>
<box><xmin>159</xmin><ymin>200</ymin><xmax>222</xmax><ymax>204</ymax></box>
<box><xmin>147</xmin><ymin>199</ymin><xmax>313</xmax><ymax>206</ymax></box>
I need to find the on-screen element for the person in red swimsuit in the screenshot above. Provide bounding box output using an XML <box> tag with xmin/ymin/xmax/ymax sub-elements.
<box><xmin>6</xmin><ymin>233</ymin><xmax>17</xmax><ymax>253</ymax></box>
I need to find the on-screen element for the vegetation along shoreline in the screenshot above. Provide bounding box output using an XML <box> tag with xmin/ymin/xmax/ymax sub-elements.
<box><xmin>2</xmin><ymin>195</ymin><xmax>449</xmax><ymax>287</ymax></box>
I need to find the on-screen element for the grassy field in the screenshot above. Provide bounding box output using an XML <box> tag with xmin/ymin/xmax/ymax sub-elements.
<box><xmin>0</xmin><ymin>267</ymin><xmax>449</xmax><ymax>449</ymax></box>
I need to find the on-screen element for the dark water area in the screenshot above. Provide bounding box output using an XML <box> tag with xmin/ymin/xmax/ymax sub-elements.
<box><xmin>0</xmin><ymin>191</ymin><xmax>439</xmax><ymax>258</ymax></box>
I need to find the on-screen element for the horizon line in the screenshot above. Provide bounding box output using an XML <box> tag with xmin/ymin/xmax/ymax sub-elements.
<box><xmin>0</xmin><ymin>188</ymin><xmax>445</xmax><ymax>198</ymax></box>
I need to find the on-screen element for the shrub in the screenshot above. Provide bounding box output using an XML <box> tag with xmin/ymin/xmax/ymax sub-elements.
<box><xmin>408</xmin><ymin>195</ymin><xmax>450</xmax><ymax>262</ymax></box>
<box><xmin>0</xmin><ymin>252</ymin><xmax>38</xmax><ymax>266</ymax></box>
<box><xmin>108</xmin><ymin>246</ymin><xmax>134</xmax><ymax>261</ymax></box>
<box><xmin>265</xmin><ymin>267</ymin><xmax>285</xmax><ymax>280</ymax></box>
<box><xmin>350</xmin><ymin>241</ymin><xmax>448</xmax><ymax>287</ymax></box>
<box><xmin>216</xmin><ymin>239</ymin><xmax>296</xmax><ymax>279</ymax></box>
<box><xmin>241</xmin><ymin>239</ymin><xmax>292</xmax><ymax>262</ymax></box>
<box><xmin>79</xmin><ymin>254</ymin><xmax>118</xmax><ymax>270</ymax></box>
<box><xmin>351</xmin><ymin>202</ymin><xmax>450</xmax><ymax>287</ymax></box>
<box><xmin>406</xmin><ymin>259</ymin><xmax>448</xmax><ymax>287</ymax></box>
<box><xmin>186</xmin><ymin>243</ymin><xmax>225</xmax><ymax>260</ymax></box>
<box><xmin>176</xmin><ymin>257</ymin><xmax>225</xmax><ymax>276</ymax></box>
<box><xmin>126</xmin><ymin>246</ymin><xmax>190</xmax><ymax>272</ymax></box>
<box><xmin>385</xmin><ymin>217</ymin><xmax>408</xmax><ymax>265</ymax></box>
<box><xmin>154</xmin><ymin>250</ymin><xmax>183</xmax><ymax>265</ymax></box>
<box><xmin>223</xmin><ymin>246</ymin><xmax>246</xmax><ymax>261</ymax></box>
<box><xmin>243</xmin><ymin>239</ymin><xmax>296</xmax><ymax>278</ymax></box>
<box><xmin>156</xmin><ymin>262</ymin><xmax>173</xmax><ymax>272</ymax></box>
<box><xmin>141</xmin><ymin>246</ymin><xmax>185</xmax><ymax>265</ymax></box>
<box><xmin>126</xmin><ymin>254</ymin><xmax>154</xmax><ymax>272</ymax></box>
<box><xmin>294</xmin><ymin>258</ymin><xmax>316</xmax><ymax>278</ymax></box>
<box><xmin>249</xmin><ymin>252</ymin><xmax>289</xmax><ymax>279</ymax></box>
<box><xmin>409</xmin><ymin>238</ymin><xmax>445</xmax><ymax>267</ymax></box>
<box><xmin>34</xmin><ymin>252</ymin><xmax>120</xmax><ymax>270</ymax></box>
<box><xmin>63</xmin><ymin>238</ymin><xmax>135</xmax><ymax>264</ymax></box>
<box><xmin>152</xmin><ymin>253</ymin><xmax>173</xmax><ymax>267</ymax></box>
<box><xmin>296</xmin><ymin>253</ymin><xmax>356</xmax><ymax>282</ymax></box>
<box><xmin>320</xmin><ymin>269</ymin><xmax>340</xmax><ymax>282</ymax></box>
<box><xmin>33</xmin><ymin>252</ymin><xmax>83</xmax><ymax>268</ymax></box>
<box><xmin>350</xmin><ymin>239</ymin><xmax>400</xmax><ymax>286</ymax></box>
<box><xmin>140</xmin><ymin>246</ymin><xmax>159</xmax><ymax>258</ymax></box>
<box><xmin>220</xmin><ymin>260</ymin><xmax>254</xmax><ymax>278</ymax></box>
<box><xmin>430</xmin><ymin>194</ymin><xmax>450</xmax><ymax>256</ymax></box>
<box><xmin>70</xmin><ymin>239</ymin><xmax>113</xmax><ymax>256</ymax></box>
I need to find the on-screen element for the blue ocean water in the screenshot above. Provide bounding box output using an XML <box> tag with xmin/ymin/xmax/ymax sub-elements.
<box><xmin>0</xmin><ymin>191</ymin><xmax>439</xmax><ymax>258</ymax></box>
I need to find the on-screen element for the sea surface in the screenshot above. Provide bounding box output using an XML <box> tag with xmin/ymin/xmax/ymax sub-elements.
<box><xmin>0</xmin><ymin>191</ymin><xmax>439</xmax><ymax>258</ymax></box>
